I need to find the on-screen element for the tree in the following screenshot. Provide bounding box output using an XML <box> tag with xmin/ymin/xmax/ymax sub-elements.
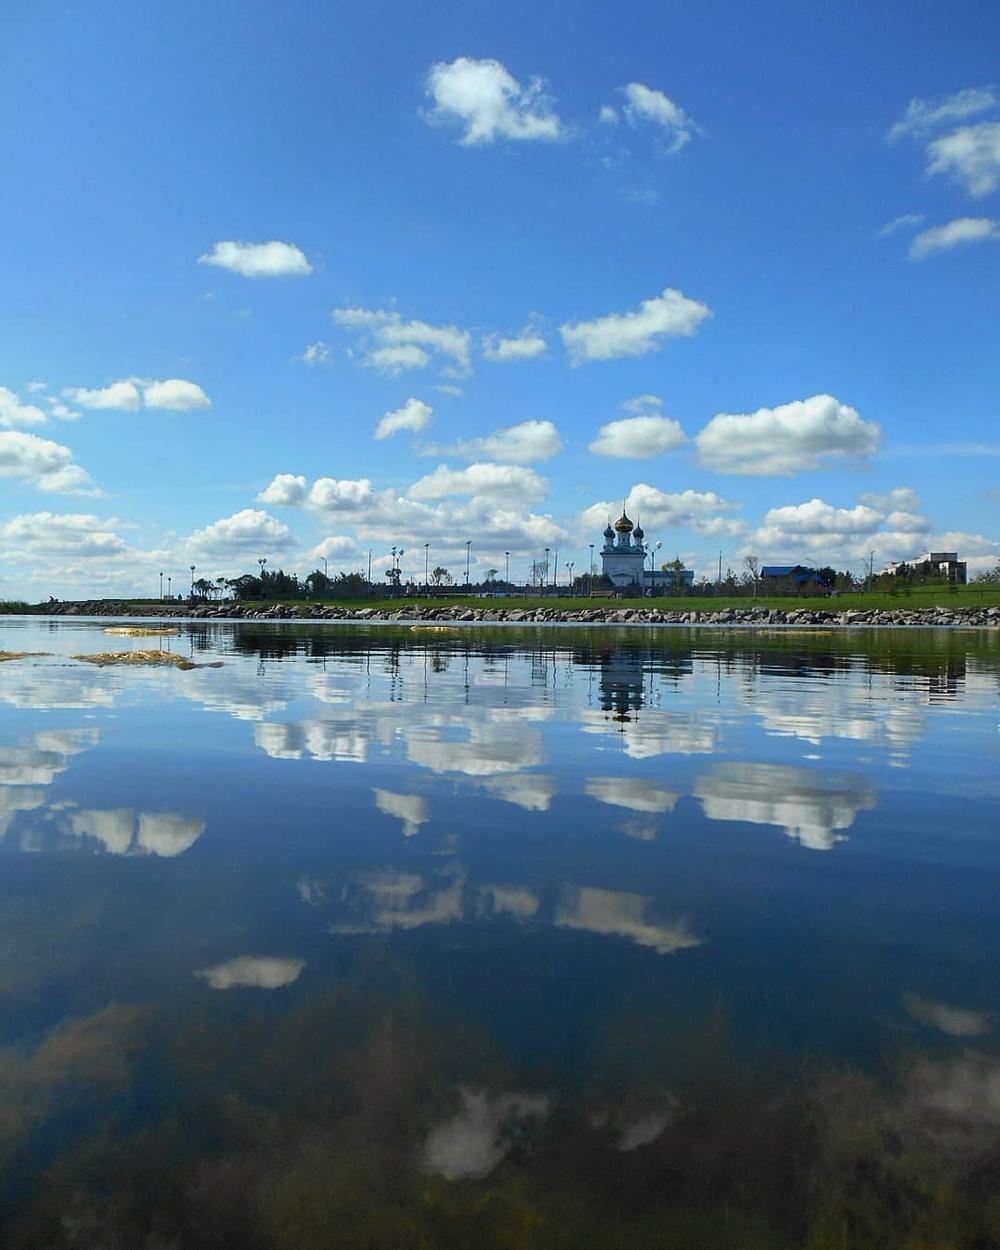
<box><xmin>431</xmin><ymin>566</ymin><xmax>452</xmax><ymax>587</ymax></box>
<box><xmin>973</xmin><ymin>563</ymin><xmax>1000</xmax><ymax>585</ymax></box>
<box><xmin>193</xmin><ymin>577</ymin><xmax>213</xmax><ymax>599</ymax></box>
<box><xmin>485</xmin><ymin>567</ymin><xmax>499</xmax><ymax>583</ymax></box>
<box><xmin>305</xmin><ymin>570</ymin><xmax>329</xmax><ymax>598</ymax></box>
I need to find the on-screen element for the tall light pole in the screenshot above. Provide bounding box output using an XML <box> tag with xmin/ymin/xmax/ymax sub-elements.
<box><xmin>465</xmin><ymin>539</ymin><xmax>471</xmax><ymax>589</ymax></box>
<box><xmin>167</xmin><ymin>575</ymin><xmax>171</xmax><ymax>599</ymax></box>
<box><xmin>424</xmin><ymin>542</ymin><xmax>429</xmax><ymax>592</ymax></box>
<box><xmin>544</xmin><ymin>547</ymin><xmax>549</xmax><ymax>596</ymax></box>
<box><xmin>397</xmin><ymin>548</ymin><xmax>405</xmax><ymax>595</ymax></box>
<box><xmin>504</xmin><ymin>550</ymin><xmax>510</xmax><ymax>591</ymax></box>
<box><xmin>648</xmin><ymin>541</ymin><xmax>661</xmax><ymax>595</ymax></box>
<box><xmin>589</xmin><ymin>543</ymin><xmax>595</xmax><ymax>597</ymax></box>
<box><xmin>367</xmin><ymin>550</ymin><xmax>372</xmax><ymax>596</ymax></box>
<box><xmin>190</xmin><ymin>565</ymin><xmax>196</xmax><ymax>600</ymax></box>
<box><xmin>159</xmin><ymin>571</ymin><xmax>163</xmax><ymax>602</ymax></box>
<box><xmin>553</xmin><ymin>546</ymin><xmax>558</xmax><ymax>591</ymax></box>
<box><xmin>258</xmin><ymin>557</ymin><xmax>267</xmax><ymax>600</ymax></box>
<box><xmin>565</xmin><ymin>561</ymin><xmax>574</xmax><ymax>597</ymax></box>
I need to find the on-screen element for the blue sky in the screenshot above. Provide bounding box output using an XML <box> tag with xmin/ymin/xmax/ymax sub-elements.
<box><xmin>1</xmin><ymin>0</ymin><xmax>998</xmax><ymax>597</ymax></box>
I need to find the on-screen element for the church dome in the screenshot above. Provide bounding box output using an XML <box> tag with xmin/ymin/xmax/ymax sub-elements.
<box><xmin>633</xmin><ymin>524</ymin><xmax>644</xmax><ymax>540</ymax></box>
<box><xmin>613</xmin><ymin>511</ymin><xmax>634</xmax><ymax>534</ymax></box>
<box><xmin>603</xmin><ymin>521</ymin><xmax>615</xmax><ymax>539</ymax></box>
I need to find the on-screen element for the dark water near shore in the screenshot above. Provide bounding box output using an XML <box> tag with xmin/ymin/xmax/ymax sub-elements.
<box><xmin>1</xmin><ymin>618</ymin><xmax>998</xmax><ymax>1249</ymax></box>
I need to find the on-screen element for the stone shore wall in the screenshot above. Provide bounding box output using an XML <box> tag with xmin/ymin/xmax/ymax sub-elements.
<box><xmin>36</xmin><ymin>600</ymin><xmax>1000</xmax><ymax>628</ymax></box>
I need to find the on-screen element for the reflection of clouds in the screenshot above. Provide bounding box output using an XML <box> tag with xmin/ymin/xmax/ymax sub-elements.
<box><xmin>373</xmin><ymin>788</ymin><xmax>428</xmax><ymax>836</ymax></box>
<box><xmin>750</xmin><ymin>683</ymin><xmax>925</xmax><ymax>761</ymax></box>
<box><xmin>0</xmin><ymin>728</ymin><xmax>98</xmax><ymax>837</ymax></box>
<box><xmin>909</xmin><ymin>1051</ymin><xmax>1000</xmax><ymax>1128</ymax></box>
<box><xmin>422</xmin><ymin>1087</ymin><xmax>550</xmax><ymax>1179</ymax></box>
<box><xmin>580</xmin><ymin>709</ymin><xmax>719</xmax><ymax>759</ymax></box>
<box><xmin>479</xmin><ymin>774</ymin><xmax>557</xmax><ymax>811</ymax></box>
<box><xmin>693</xmin><ymin>763</ymin><xmax>877</xmax><ymax>851</ymax></box>
<box><xmin>254</xmin><ymin>720</ymin><xmax>369</xmax><ymax>762</ymax></box>
<box><xmin>905</xmin><ymin>995</ymin><xmax>989</xmax><ymax>1038</ymax></box>
<box><xmin>195</xmin><ymin>955</ymin><xmax>304</xmax><ymax>989</ymax></box>
<box><xmin>176</xmin><ymin>665</ymin><xmax>288</xmax><ymax>722</ymax></box>
<box><xmin>0</xmin><ymin>669</ymin><xmax>115</xmax><ymax>709</ymax></box>
<box><xmin>555</xmin><ymin>886</ymin><xmax>701</xmax><ymax>956</ymax></box>
<box><xmin>53</xmin><ymin>808</ymin><xmax>205</xmax><ymax>857</ymax></box>
<box><xmin>0</xmin><ymin>786</ymin><xmax>45</xmax><ymax>837</ymax></box>
<box><xmin>617</xmin><ymin>1108</ymin><xmax>675</xmax><ymax>1152</ymax></box>
<box><xmin>477</xmin><ymin>883</ymin><xmax>540</xmax><ymax>920</ymax></box>
<box><xmin>586</xmin><ymin>777</ymin><xmax>679</xmax><ymax>814</ymax></box>
<box><xmin>331</xmin><ymin>868</ymin><xmax>464</xmax><ymax>934</ymax></box>
<box><xmin>406</xmin><ymin>715</ymin><xmax>544</xmax><ymax>777</ymax></box>
<box><xmin>296</xmin><ymin>876</ymin><xmax>327</xmax><ymax>906</ymax></box>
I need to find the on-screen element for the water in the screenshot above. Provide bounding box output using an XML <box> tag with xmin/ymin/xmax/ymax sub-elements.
<box><xmin>1</xmin><ymin>617</ymin><xmax>998</xmax><ymax>1249</ymax></box>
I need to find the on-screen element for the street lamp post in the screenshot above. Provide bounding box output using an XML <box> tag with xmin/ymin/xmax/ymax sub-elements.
<box><xmin>589</xmin><ymin>543</ymin><xmax>595</xmax><ymax>597</ymax></box>
<box><xmin>190</xmin><ymin>565</ymin><xmax>196</xmax><ymax>600</ymax></box>
<box><xmin>565</xmin><ymin>561</ymin><xmax>574</xmax><ymax>597</ymax></box>
<box><xmin>167</xmin><ymin>575</ymin><xmax>171</xmax><ymax>599</ymax></box>
<box><xmin>465</xmin><ymin>540</ymin><xmax>471</xmax><ymax>589</ymax></box>
<box><xmin>553</xmin><ymin>546</ymin><xmax>558</xmax><ymax>592</ymax></box>
<box><xmin>397</xmin><ymin>548</ymin><xmax>405</xmax><ymax>595</ymax></box>
<box><xmin>424</xmin><ymin>542</ymin><xmax>429</xmax><ymax>593</ymax></box>
<box><xmin>504</xmin><ymin>551</ymin><xmax>510</xmax><ymax>593</ymax></box>
<box><xmin>159</xmin><ymin>571</ymin><xmax>163</xmax><ymax>602</ymax></box>
<box><xmin>544</xmin><ymin>547</ymin><xmax>549</xmax><ymax>596</ymax></box>
<box><xmin>647</xmin><ymin>541</ymin><xmax>662</xmax><ymax>595</ymax></box>
<box><xmin>258</xmin><ymin>557</ymin><xmax>267</xmax><ymax>600</ymax></box>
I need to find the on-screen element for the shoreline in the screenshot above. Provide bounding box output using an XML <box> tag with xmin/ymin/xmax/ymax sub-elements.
<box><xmin>10</xmin><ymin>601</ymin><xmax>999</xmax><ymax>629</ymax></box>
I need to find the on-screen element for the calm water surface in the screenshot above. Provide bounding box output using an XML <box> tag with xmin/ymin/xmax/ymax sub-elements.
<box><xmin>1</xmin><ymin>618</ymin><xmax>999</xmax><ymax>1249</ymax></box>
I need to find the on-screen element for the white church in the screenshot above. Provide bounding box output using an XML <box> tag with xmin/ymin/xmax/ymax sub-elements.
<box><xmin>600</xmin><ymin>508</ymin><xmax>694</xmax><ymax>591</ymax></box>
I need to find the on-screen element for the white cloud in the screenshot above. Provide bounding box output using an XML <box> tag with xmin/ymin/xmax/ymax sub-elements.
<box><xmin>0</xmin><ymin>512</ymin><xmax>128</xmax><ymax>558</ymax></box>
<box><xmin>589</xmin><ymin>415</ymin><xmax>687</xmax><ymax>459</ymax></box>
<box><xmin>307</xmin><ymin>477</ymin><xmax>376</xmax><ymax>513</ymax></box>
<box><xmin>926</xmin><ymin>122</ymin><xmax>1000</xmax><ymax>196</ymax></box>
<box><xmin>375</xmin><ymin>396</ymin><xmax>433</xmax><ymax>441</ymax></box>
<box><xmin>425</xmin><ymin>56</ymin><xmax>563</xmax><ymax>145</ymax></box>
<box><xmin>599</xmin><ymin>105</ymin><xmax>619</xmax><ymax>125</ymax></box>
<box><xmin>622</xmin><ymin>393</ymin><xmax>663</xmax><ymax>413</ymax></box>
<box><xmin>620</xmin><ymin>82</ymin><xmax>701</xmax><ymax>152</ymax></box>
<box><xmin>560</xmin><ymin>287</ymin><xmax>711</xmax><ymax>363</ymax></box>
<box><xmin>430</xmin><ymin>419</ymin><xmax>564</xmax><ymax>464</ymax></box>
<box><xmin>300</xmin><ymin>341</ymin><xmax>332</xmax><ymax>365</ymax></box>
<box><xmin>64</xmin><ymin>378</ymin><xmax>210</xmax><ymax>411</ymax></box>
<box><xmin>195</xmin><ymin>956</ymin><xmax>305</xmax><ymax>989</ymax></box>
<box><xmin>759</xmin><ymin>499</ymin><xmax>887</xmax><ymax>537</ymax></box>
<box><xmin>408</xmin><ymin>462</ymin><xmax>546</xmax><ymax>504</ymax></box>
<box><xmin>187</xmin><ymin>508</ymin><xmax>293</xmax><ymax>554</ymax></box>
<box><xmin>64</xmin><ymin>380</ymin><xmax>141</xmax><ymax>411</ymax></box>
<box><xmin>258</xmin><ymin>473</ymin><xmax>308</xmax><ymax>505</ymax></box>
<box><xmin>481</xmin><ymin>330</ymin><xmax>548</xmax><ymax>361</ymax></box>
<box><xmin>0</xmin><ymin>431</ymin><xmax>99</xmax><ymax>496</ymax></box>
<box><xmin>888</xmin><ymin>87</ymin><xmax>998</xmax><ymax>142</ymax></box>
<box><xmin>308</xmin><ymin>535</ymin><xmax>356</xmax><ymax>563</ymax></box>
<box><xmin>860</xmin><ymin>486</ymin><xmax>922</xmax><ymax>511</ymax></box>
<box><xmin>581</xmin><ymin>485</ymin><xmax>741</xmax><ymax>536</ymax></box>
<box><xmin>879</xmin><ymin>213</ymin><xmax>924</xmax><ymax>236</ymax></box>
<box><xmin>142</xmin><ymin>379</ymin><xmax>211</xmax><ymax>411</ymax></box>
<box><xmin>333</xmin><ymin>306</ymin><xmax>471</xmax><ymax>375</ymax></box>
<box><xmin>0</xmin><ymin>386</ymin><xmax>48</xmax><ymax>429</ymax></box>
<box><xmin>909</xmin><ymin>216</ymin><xmax>999</xmax><ymax>259</ymax></box>
<box><xmin>198</xmin><ymin>240</ymin><xmax>312</xmax><ymax>277</ymax></box>
<box><xmin>750</xmin><ymin>492</ymin><xmax>943</xmax><ymax>566</ymax></box>
<box><xmin>696</xmin><ymin>394</ymin><xmax>881</xmax><ymax>476</ymax></box>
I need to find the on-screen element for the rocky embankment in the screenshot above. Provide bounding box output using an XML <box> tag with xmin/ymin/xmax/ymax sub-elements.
<box><xmin>36</xmin><ymin>600</ymin><xmax>1000</xmax><ymax>627</ymax></box>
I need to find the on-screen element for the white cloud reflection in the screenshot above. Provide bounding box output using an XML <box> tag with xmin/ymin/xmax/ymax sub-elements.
<box><xmin>422</xmin><ymin>1087</ymin><xmax>550</xmax><ymax>1180</ymax></box>
<box><xmin>555</xmin><ymin>886</ymin><xmax>701</xmax><ymax>955</ymax></box>
<box><xmin>195</xmin><ymin>956</ymin><xmax>305</xmax><ymax>989</ymax></box>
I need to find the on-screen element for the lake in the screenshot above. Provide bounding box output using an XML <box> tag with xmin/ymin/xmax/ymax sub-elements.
<box><xmin>1</xmin><ymin>617</ymin><xmax>998</xmax><ymax>1249</ymax></box>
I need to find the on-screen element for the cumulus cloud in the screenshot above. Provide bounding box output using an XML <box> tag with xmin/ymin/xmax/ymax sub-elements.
<box><xmin>622</xmin><ymin>393</ymin><xmax>663</xmax><ymax>413</ymax></box>
<box><xmin>909</xmin><ymin>217</ymin><xmax>999</xmax><ymax>259</ymax></box>
<box><xmin>926</xmin><ymin>122</ymin><xmax>1000</xmax><ymax>196</ymax></box>
<box><xmin>64</xmin><ymin>380</ymin><xmax>141</xmax><ymax>411</ymax></box>
<box><xmin>375</xmin><ymin>396</ymin><xmax>433</xmax><ymax>441</ymax></box>
<box><xmin>620</xmin><ymin>81</ymin><xmax>701</xmax><ymax>152</ymax></box>
<box><xmin>300</xmin><ymin>341</ymin><xmax>332</xmax><ymax>365</ymax></box>
<box><xmin>481</xmin><ymin>330</ymin><xmax>548</xmax><ymax>361</ymax></box>
<box><xmin>428</xmin><ymin>419</ymin><xmax>564</xmax><ymax>464</ymax></box>
<box><xmin>198</xmin><ymin>240</ymin><xmax>312</xmax><ymax>277</ymax></box>
<box><xmin>425</xmin><ymin>56</ymin><xmax>563</xmax><ymax>145</ymax></box>
<box><xmin>860</xmin><ymin>486</ymin><xmax>922</xmax><ymax>511</ymax></box>
<box><xmin>186</xmin><ymin>508</ymin><xmax>293</xmax><ymax>554</ymax></box>
<box><xmin>308</xmin><ymin>535</ymin><xmax>357</xmax><ymax>562</ymax></box>
<box><xmin>589</xmin><ymin>414</ymin><xmax>686</xmax><ymax>459</ymax></box>
<box><xmin>142</xmin><ymin>379</ymin><xmax>211</xmax><ymax>410</ymax></box>
<box><xmin>408</xmin><ymin>462</ymin><xmax>546</xmax><ymax>504</ymax></box>
<box><xmin>307</xmin><ymin>477</ymin><xmax>376</xmax><ymax>513</ymax></box>
<box><xmin>258</xmin><ymin>473</ymin><xmax>308</xmax><ymax>505</ymax></box>
<box><xmin>195</xmin><ymin>956</ymin><xmax>305</xmax><ymax>989</ymax></box>
<box><xmin>0</xmin><ymin>386</ymin><xmax>48</xmax><ymax>429</ymax></box>
<box><xmin>888</xmin><ymin>86</ymin><xmax>998</xmax><ymax>142</ymax></box>
<box><xmin>752</xmin><ymin>492</ymin><xmax>938</xmax><ymax>566</ymax></box>
<box><xmin>581</xmin><ymin>485</ymin><xmax>741</xmax><ymax>536</ymax></box>
<box><xmin>879</xmin><ymin>213</ymin><xmax>925</xmax><ymax>236</ymax></box>
<box><xmin>0</xmin><ymin>431</ymin><xmax>99</xmax><ymax>496</ymax></box>
<box><xmin>332</xmin><ymin>306</ymin><xmax>471</xmax><ymax>376</ymax></box>
<box><xmin>65</xmin><ymin>378</ymin><xmax>211</xmax><ymax>411</ymax></box>
<box><xmin>0</xmin><ymin>512</ymin><xmax>128</xmax><ymax>558</ymax></box>
<box><xmin>560</xmin><ymin>287</ymin><xmax>710</xmax><ymax>363</ymax></box>
<box><xmin>695</xmin><ymin>394</ymin><xmax>881</xmax><ymax>476</ymax></box>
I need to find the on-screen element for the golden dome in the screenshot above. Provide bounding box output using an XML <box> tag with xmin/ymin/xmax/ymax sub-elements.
<box><xmin>613</xmin><ymin>511</ymin><xmax>634</xmax><ymax>533</ymax></box>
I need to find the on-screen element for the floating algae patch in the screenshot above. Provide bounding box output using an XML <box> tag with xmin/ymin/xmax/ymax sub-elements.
<box><xmin>410</xmin><ymin>625</ymin><xmax>460</xmax><ymax>633</ymax></box>
<box><xmin>0</xmin><ymin>651</ymin><xmax>49</xmax><ymax>663</ymax></box>
<box><xmin>104</xmin><ymin>626</ymin><xmax>181</xmax><ymax>638</ymax></box>
<box><xmin>71</xmin><ymin>650</ymin><xmax>223</xmax><ymax>670</ymax></box>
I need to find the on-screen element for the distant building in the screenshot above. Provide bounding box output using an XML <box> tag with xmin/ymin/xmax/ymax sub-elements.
<box><xmin>760</xmin><ymin>565</ymin><xmax>831</xmax><ymax>589</ymax></box>
<box><xmin>883</xmin><ymin>551</ymin><xmax>967</xmax><ymax>584</ymax></box>
<box><xmin>600</xmin><ymin>510</ymin><xmax>694</xmax><ymax>591</ymax></box>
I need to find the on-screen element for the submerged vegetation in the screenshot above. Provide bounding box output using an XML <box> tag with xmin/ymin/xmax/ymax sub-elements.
<box><xmin>70</xmin><ymin>650</ymin><xmax>222</xmax><ymax>669</ymax></box>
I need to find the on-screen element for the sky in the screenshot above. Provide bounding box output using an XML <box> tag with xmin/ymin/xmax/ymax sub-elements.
<box><xmin>1</xmin><ymin>0</ymin><xmax>998</xmax><ymax>598</ymax></box>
